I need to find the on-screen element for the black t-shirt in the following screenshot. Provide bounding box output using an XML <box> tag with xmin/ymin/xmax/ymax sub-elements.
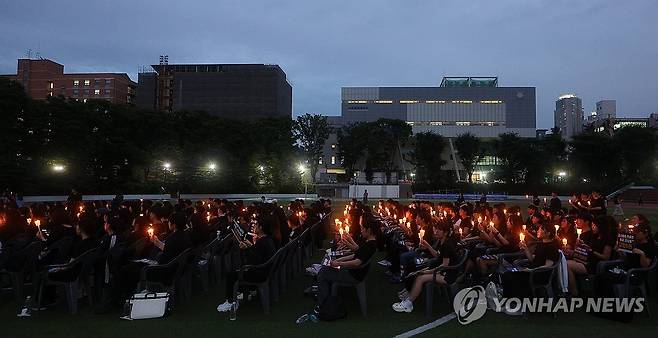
<box><xmin>349</xmin><ymin>239</ymin><xmax>377</xmax><ymax>281</ymax></box>
<box><xmin>625</xmin><ymin>241</ymin><xmax>656</xmax><ymax>269</ymax></box>
<box><xmin>244</xmin><ymin>235</ymin><xmax>276</xmax><ymax>266</ymax></box>
<box><xmin>158</xmin><ymin>230</ymin><xmax>191</xmax><ymax>264</ymax></box>
<box><xmin>590</xmin><ymin>197</ymin><xmax>607</xmax><ymax>216</ymax></box>
<box><xmin>69</xmin><ymin>237</ymin><xmax>99</xmax><ymax>259</ymax></box>
<box><xmin>530</xmin><ymin>241</ymin><xmax>559</xmax><ymax>268</ymax></box>
<box><xmin>587</xmin><ymin>233</ymin><xmax>615</xmax><ymax>272</ymax></box>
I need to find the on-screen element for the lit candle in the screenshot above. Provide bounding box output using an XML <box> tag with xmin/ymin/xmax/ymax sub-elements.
<box><xmin>477</xmin><ymin>216</ymin><xmax>483</xmax><ymax>224</ymax></box>
<box><xmin>345</xmin><ymin>225</ymin><xmax>350</xmax><ymax>234</ymax></box>
<box><xmin>148</xmin><ymin>227</ymin><xmax>154</xmax><ymax>237</ymax></box>
<box><xmin>79</xmin><ymin>206</ymin><xmax>84</xmax><ymax>212</ymax></box>
<box><xmin>519</xmin><ymin>232</ymin><xmax>525</xmax><ymax>242</ymax></box>
<box><xmin>459</xmin><ymin>228</ymin><xmax>463</xmax><ymax>236</ymax></box>
<box><xmin>543</xmin><ymin>197</ymin><xmax>547</xmax><ymax>203</ymax></box>
<box><xmin>489</xmin><ymin>221</ymin><xmax>494</xmax><ymax>228</ymax></box>
<box><xmin>27</xmin><ymin>217</ymin><xmax>32</xmax><ymax>224</ymax></box>
<box><xmin>335</xmin><ymin>218</ymin><xmax>340</xmax><ymax>225</ymax></box>
<box><xmin>339</xmin><ymin>227</ymin><xmax>344</xmax><ymax>236</ymax></box>
<box><xmin>503</xmin><ymin>209</ymin><xmax>507</xmax><ymax>215</ymax></box>
<box><xmin>554</xmin><ymin>224</ymin><xmax>560</xmax><ymax>233</ymax></box>
<box><xmin>406</xmin><ymin>222</ymin><xmax>411</xmax><ymax>229</ymax></box>
<box><xmin>562</xmin><ymin>238</ymin><xmax>567</xmax><ymax>247</ymax></box>
<box><xmin>34</xmin><ymin>219</ymin><xmax>41</xmax><ymax>228</ymax></box>
<box><xmin>207</xmin><ymin>215</ymin><xmax>211</xmax><ymax>222</ymax></box>
<box><xmin>522</xmin><ymin>224</ymin><xmax>526</xmax><ymax>231</ymax></box>
<box><xmin>525</xmin><ymin>194</ymin><xmax>529</xmax><ymax>199</ymax></box>
<box><xmin>576</xmin><ymin>228</ymin><xmax>582</xmax><ymax>238</ymax></box>
<box><xmin>139</xmin><ymin>213</ymin><xmax>144</xmax><ymax>217</ymax></box>
<box><xmin>419</xmin><ymin>229</ymin><xmax>425</xmax><ymax>240</ymax></box>
<box><xmin>343</xmin><ymin>210</ymin><xmax>348</xmax><ymax>216</ymax></box>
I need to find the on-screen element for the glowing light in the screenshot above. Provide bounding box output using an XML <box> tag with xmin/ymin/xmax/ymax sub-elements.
<box><xmin>52</xmin><ymin>164</ymin><xmax>65</xmax><ymax>172</ymax></box>
<box><xmin>163</xmin><ymin>162</ymin><xmax>171</xmax><ymax>169</ymax></box>
<box><xmin>208</xmin><ymin>163</ymin><xmax>217</xmax><ymax>170</ymax></box>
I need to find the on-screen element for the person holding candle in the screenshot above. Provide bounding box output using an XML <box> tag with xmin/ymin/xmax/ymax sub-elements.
<box><xmin>296</xmin><ymin>218</ymin><xmax>378</xmax><ymax>323</ymax></box>
<box><xmin>392</xmin><ymin>221</ymin><xmax>458</xmax><ymax>313</ymax></box>
<box><xmin>557</xmin><ymin>216</ymin><xmax>578</xmax><ymax>251</ymax></box>
<box><xmin>218</xmin><ymin>215</ymin><xmax>277</xmax><ymax>313</ymax></box>
<box><xmin>500</xmin><ymin>223</ymin><xmax>559</xmax><ymax>299</ymax></box>
<box><xmin>566</xmin><ymin>214</ymin><xmax>614</xmax><ymax>296</ymax></box>
<box><xmin>476</xmin><ymin>213</ymin><xmax>523</xmax><ymax>277</ymax></box>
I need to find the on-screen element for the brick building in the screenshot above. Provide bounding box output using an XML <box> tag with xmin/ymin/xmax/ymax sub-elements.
<box><xmin>2</xmin><ymin>58</ymin><xmax>136</xmax><ymax>104</ymax></box>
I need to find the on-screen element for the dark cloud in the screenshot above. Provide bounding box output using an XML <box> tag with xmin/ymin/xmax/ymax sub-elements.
<box><xmin>1</xmin><ymin>0</ymin><xmax>657</xmax><ymax>128</ymax></box>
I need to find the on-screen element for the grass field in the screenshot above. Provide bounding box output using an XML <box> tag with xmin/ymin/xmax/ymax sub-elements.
<box><xmin>1</xmin><ymin>199</ymin><xmax>657</xmax><ymax>338</ymax></box>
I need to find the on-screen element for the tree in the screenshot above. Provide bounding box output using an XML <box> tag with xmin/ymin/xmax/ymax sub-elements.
<box><xmin>406</xmin><ymin>132</ymin><xmax>447</xmax><ymax>189</ymax></box>
<box><xmin>454</xmin><ymin>133</ymin><xmax>481</xmax><ymax>183</ymax></box>
<box><xmin>613</xmin><ymin>126</ymin><xmax>658</xmax><ymax>182</ymax></box>
<box><xmin>292</xmin><ymin>113</ymin><xmax>329</xmax><ymax>183</ymax></box>
<box><xmin>570</xmin><ymin>132</ymin><xmax>621</xmax><ymax>185</ymax></box>
<box><xmin>493</xmin><ymin>133</ymin><xmax>528</xmax><ymax>184</ymax></box>
<box><xmin>337</xmin><ymin>122</ymin><xmax>368</xmax><ymax>179</ymax></box>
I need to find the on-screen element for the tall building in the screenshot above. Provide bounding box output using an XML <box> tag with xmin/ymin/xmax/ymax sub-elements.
<box><xmin>595</xmin><ymin>100</ymin><xmax>616</xmax><ymax>120</ymax></box>
<box><xmin>339</xmin><ymin>76</ymin><xmax>536</xmax><ymax>137</ymax></box>
<box><xmin>136</xmin><ymin>60</ymin><xmax>292</xmax><ymax>119</ymax></box>
<box><xmin>1</xmin><ymin>58</ymin><xmax>136</xmax><ymax>104</ymax></box>
<box><xmin>554</xmin><ymin>94</ymin><xmax>583</xmax><ymax>139</ymax></box>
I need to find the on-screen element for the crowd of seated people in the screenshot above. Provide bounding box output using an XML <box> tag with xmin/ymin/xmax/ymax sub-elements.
<box><xmin>0</xmin><ymin>195</ymin><xmax>332</xmax><ymax>316</ymax></box>
<box><xmin>354</xmin><ymin>191</ymin><xmax>656</xmax><ymax>315</ymax></box>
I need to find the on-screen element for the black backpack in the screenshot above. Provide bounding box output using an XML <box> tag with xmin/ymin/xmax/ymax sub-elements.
<box><xmin>317</xmin><ymin>296</ymin><xmax>347</xmax><ymax>321</ymax></box>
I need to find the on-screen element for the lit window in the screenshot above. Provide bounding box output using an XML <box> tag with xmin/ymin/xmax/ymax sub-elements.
<box><xmin>456</xmin><ymin>121</ymin><xmax>471</xmax><ymax>126</ymax></box>
<box><xmin>406</xmin><ymin>122</ymin><xmax>415</xmax><ymax>126</ymax></box>
<box><xmin>49</xmin><ymin>82</ymin><xmax>54</xmax><ymax>89</ymax></box>
<box><xmin>83</xmin><ymin>98</ymin><xmax>88</xmax><ymax>103</ymax></box>
<box><xmin>480</xmin><ymin>100</ymin><xmax>503</xmax><ymax>104</ymax></box>
<box><xmin>331</xmin><ymin>156</ymin><xmax>336</xmax><ymax>165</ymax></box>
<box><xmin>426</xmin><ymin>100</ymin><xmax>446</xmax><ymax>104</ymax></box>
<box><xmin>318</xmin><ymin>157</ymin><xmax>323</xmax><ymax>165</ymax></box>
<box><xmin>84</xmin><ymin>80</ymin><xmax>90</xmax><ymax>86</ymax></box>
<box><xmin>429</xmin><ymin>121</ymin><xmax>443</xmax><ymax>126</ymax></box>
<box><xmin>331</xmin><ymin>144</ymin><xmax>336</xmax><ymax>149</ymax></box>
<box><xmin>73</xmin><ymin>80</ymin><xmax>79</xmax><ymax>86</ymax></box>
<box><xmin>94</xmin><ymin>89</ymin><xmax>100</xmax><ymax>95</ymax></box>
<box><xmin>400</xmin><ymin>100</ymin><xmax>419</xmax><ymax>104</ymax></box>
<box><xmin>451</xmin><ymin>100</ymin><xmax>473</xmax><ymax>104</ymax></box>
<box><xmin>347</xmin><ymin>100</ymin><xmax>368</xmax><ymax>104</ymax></box>
<box><xmin>374</xmin><ymin>100</ymin><xmax>393</xmax><ymax>104</ymax></box>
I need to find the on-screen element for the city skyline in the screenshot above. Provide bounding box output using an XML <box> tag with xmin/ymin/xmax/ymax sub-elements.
<box><xmin>2</xmin><ymin>0</ymin><xmax>657</xmax><ymax>129</ymax></box>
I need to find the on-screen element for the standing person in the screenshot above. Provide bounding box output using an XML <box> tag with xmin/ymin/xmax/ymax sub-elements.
<box><xmin>532</xmin><ymin>194</ymin><xmax>541</xmax><ymax>206</ymax></box>
<box><xmin>549</xmin><ymin>192</ymin><xmax>562</xmax><ymax>213</ymax></box>
<box><xmin>612</xmin><ymin>194</ymin><xmax>624</xmax><ymax>217</ymax></box>
<box><xmin>362</xmin><ymin>189</ymin><xmax>369</xmax><ymax>205</ymax></box>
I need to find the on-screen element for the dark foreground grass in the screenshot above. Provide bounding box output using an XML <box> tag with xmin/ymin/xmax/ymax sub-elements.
<box><xmin>2</xmin><ymin>250</ymin><xmax>657</xmax><ymax>338</ymax></box>
<box><xmin>1</xmin><ymin>200</ymin><xmax>656</xmax><ymax>337</ymax></box>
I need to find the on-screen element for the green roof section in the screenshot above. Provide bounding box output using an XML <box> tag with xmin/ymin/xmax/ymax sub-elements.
<box><xmin>440</xmin><ymin>76</ymin><xmax>498</xmax><ymax>88</ymax></box>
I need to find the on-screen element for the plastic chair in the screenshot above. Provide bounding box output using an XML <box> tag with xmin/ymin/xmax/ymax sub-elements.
<box><xmin>614</xmin><ymin>258</ymin><xmax>657</xmax><ymax>317</ymax></box>
<box><xmin>0</xmin><ymin>240</ymin><xmax>43</xmax><ymax>302</ymax></box>
<box><xmin>424</xmin><ymin>249</ymin><xmax>469</xmax><ymax>318</ymax></box>
<box><xmin>330</xmin><ymin>256</ymin><xmax>374</xmax><ymax>316</ymax></box>
<box><xmin>37</xmin><ymin>247</ymin><xmax>100</xmax><ymax>314</ymax></box>
<box><xmin>137</xmin><ymin>248</ymin><xmax>192</xmax><ymax>304</ymax></box>
<box><xmin>233</xmin><ymin>249</ymin><xmax>283</xmax><ymax>314</ymax></box>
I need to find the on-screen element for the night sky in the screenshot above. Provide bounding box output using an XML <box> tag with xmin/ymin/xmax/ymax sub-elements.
<box><xmin>2</xmin><ymin>0</ymin><xmax>657</xmax><ymax>129</ymax></box>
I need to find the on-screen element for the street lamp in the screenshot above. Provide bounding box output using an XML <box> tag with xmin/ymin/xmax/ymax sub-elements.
<box><xmin>208</xmin><ymin>162</ymin><xmax>217</xmax><ymax>171</ymax></box>
<box><xmin>298</xmin><ymin>163</ymin><xmax>308</xmax><ymax>197</ymax></box>
<box><xmin>163</xmin><ymin>162</ymin><xmax>171</xmax><ymax>170</ymax></box>
<box><xmin>52</xmin><ymin>164</ymin><xmax>65</xmax><ymax>173</ymax></box>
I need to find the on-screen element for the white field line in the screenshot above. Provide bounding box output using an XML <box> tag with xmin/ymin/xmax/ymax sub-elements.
<box><xmin>393</xmin><ymin>313</ymin><xmax>457</xmax><ymax>338</ymax></box>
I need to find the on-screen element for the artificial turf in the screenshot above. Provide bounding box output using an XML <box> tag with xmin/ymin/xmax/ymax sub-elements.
<box><xmin>1</xmin><ymin>199</ymin><xmax>656</xmax><ymax>337</ymax></box>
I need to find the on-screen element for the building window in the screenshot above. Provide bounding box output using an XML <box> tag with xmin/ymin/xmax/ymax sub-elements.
<box><xmin>429</xmin><ymin>121</ymin><xmax>443</xmax><ymax>126</ymax></box>
<box><xmin>347</xmin><ymin>100</ymin><xmax>368</xmax><ymax>104</ymax></box>
<box><xmin>331</xmin><ymin>144</ymin><xmax>336</xmax><ymax>149</ymax></box>
<box><xmin>94</xmin><ymin>89</ymin><xmax>100</xmax><ymax>95</ymax></box>
<box><xmin>84</xmin><ymin>80</ymin><xmax>90</xmax><ymax>86</ymax></box>
<box><xmin>456</xmin><ymin>121</ymin><xmax>471</xmax><ymax>126</ymax></box>
<box><xmin>48</xmin><ymin>82</ymin><xmax>54</xmax><ymax>89</ymax></box>
<box><xmin>426</xmin><ymin>100</ymin><xmax>446</xmax><ymax>104</ymax></box>
<box><xmin>374</xmin><ymin>100</ymin><xmax>393</xmax><ymax>104</ymax></box>
<box><xmin>400</xmin><ymin>100</ymin><xmax>419</xmax><ymax>104</ymax></box>
<box><xmin>318</xmin><ymin>157</ymin><xmax>323</xmax><ymax>165</ymax></box>
<box><xmin>83</xmin><ymin>98</ymin><xmax>88</xmax><ymax>103</ymax></box>
<box><xmin>94</xmin><ymin>79</ymin><xmax>101</xmax><ymax>86</ymax></box>
<box><xmin>73</xmin><ymin>89</ymin><xmax>79</xmax><ymax>96</ymax></box>
<box><xmin>73</xmin><ymin>80</ymin><xmax>79</xmax><ymax>86</ymax></box>
<box><xmin>481</xmin><ymin>100</ymin><xmax>503</xmax><ymax>104</ymax></box>
<box><xmin>105</xmin><ymin>79</ymin><xmax>112</xmax><ymax>85</ymax></box>
<box><xmin>452</xmin><ymin>100</ymin><xmax>473</xmax><ymax>104</ymax></box>
<box><xmin>84</xmin><ymin>89</ymin><xmax>90</xmax><ymax>95</ymax></box>
<box><xmin>331</xmin><ymin>156</ymin><xmax>336</xmax><ymax>165</ymax></box>
<box><xmin>104</xmin><ymin>89</ymin><xmax>111</xmax><ymax>96</ymax></box>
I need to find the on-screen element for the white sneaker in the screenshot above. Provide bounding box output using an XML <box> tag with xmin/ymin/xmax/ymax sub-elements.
<box><xmin>392</xmin><ymin>299</ymin><xmax>413</xmax><ymax>313</ymax></box>
<box><xmin>216</xmin><ymin>301</ymin><xmax>232</xmax><ymax>312</ymax></box>
<box><xmin>378</xmin><ymin>260</ymin><xmax>392</xmax><ymax>267</ymax></box>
